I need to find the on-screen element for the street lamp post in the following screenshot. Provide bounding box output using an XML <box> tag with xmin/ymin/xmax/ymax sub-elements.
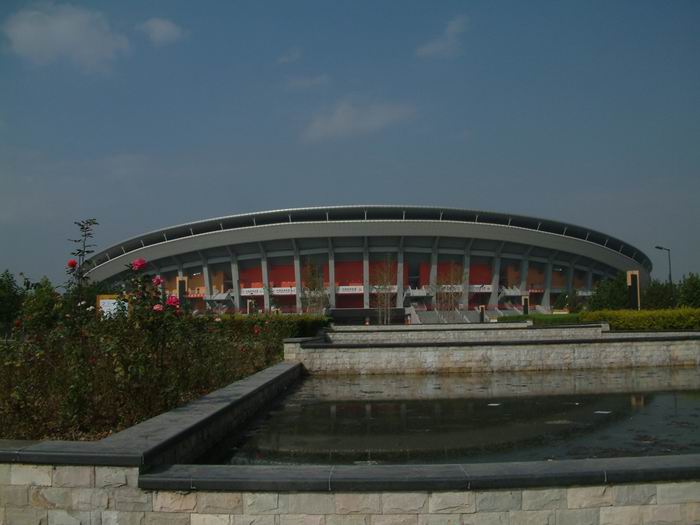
<box><xmin>654</xmin><ymin>246</ymin><xmax>672</xmax><ymax>285</ymax></box>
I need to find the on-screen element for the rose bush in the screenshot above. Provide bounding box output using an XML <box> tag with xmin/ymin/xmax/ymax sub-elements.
<box><xmin>0</xmin><ymin>257</ymin><xmax>328</xmax><ymax>440</ymax></box>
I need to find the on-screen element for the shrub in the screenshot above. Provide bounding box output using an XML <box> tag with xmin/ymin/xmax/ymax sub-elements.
<box><xmin>0</xmin><ymin>253</ymin><xmax>329</xmax><ymax>440</ymax></box>
<box><xmin>588</xmin><ymin>273</ymin><xmax>628</xmax><ymax>310</ymax></box>
<box><xmin>679</xmin><ymin>273</ymin><xmax>700</xmax><ymax>308</ymax></box>
<box><xmin>0</xmin><ymin>270</ymin><xmax>24</xmax><ymax>337</ymax></box>
<box><xmin>579</xmin><ymin>308</ymin><xmax>700</xmax><ymax>330</ymax></box>
<box><xmin>642</xmin><ymin>280</ymin><xmax>676</xmax><ymax>309</ymax></box>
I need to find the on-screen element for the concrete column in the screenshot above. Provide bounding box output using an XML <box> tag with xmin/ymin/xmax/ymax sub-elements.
<box><xmin>519</xmin><ymin>257</ymin><xmax>529</xmax><ymax>294</ymax></box>
<box><xmin>396</xmin><ymin>246</ymin><xmax>404</xmax><ymax>308</ymax></box>
<box><xmin>293</xmin><ymin>249</ymin><xmax>302</xmax><ymax>313</ymax></box>
<box><xmin>229</xmin><ymin>256</ymin><xmax>240</xmax><ymax>311</ymax></box>
<box><xmin>363</xmin><ymin>244</ymin><xmax>370</xmax><ymax>309</ymax></box>
<box><xmin>461</xmin><ymin>248</ymin><xmax>471</xmax><ymax>310</ymax></box>
<box><xmin>260</xmin><ymin>255</ymin><xmax>270</xmax><ymax>311</ymax></box>
<box><xmin>177</xmin><ymin>265</ymin><xmax>184</xmax><ymax>279</ymax></box>
<box><xmin>488</xmin><ymin>255</ymin><xmax>501</xmax><ymax>308</ymax></box>
<box><xmin>542</xmin><ymin>259</ymin><xmax>553</xmax><ymax>310</ymax></box>
<box><xmin>586</xmin><ymin>268</ymin><xmax>594</xmax><ymax>291</ymax></box>
<box><xmin>328</xmin><ymin>243</ymin><xmax>336</xmax><ymax>309</ymax></box>
<box><xmin>429</xmin><ymin>240</ymin><xmax>438</xmax><ymax>307</ymax></box>
<box><xmin>202</xmin><ymin>260</ymin><xmax>212</xmax><ymax>297</ymax></box>
<box><xmin>567</xmin><ymin>263</ymin><xmax>575</xmax><ymax>298</ymax></box>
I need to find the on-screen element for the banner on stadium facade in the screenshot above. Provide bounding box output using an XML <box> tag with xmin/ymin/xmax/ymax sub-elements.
<box><xmin>468</xmin><ymin>284</ymin><xmax>492</xmax><ymax>293</ymax></box>
<box><xmin>337</xmin><ymin>285</ymin><xmax>364</xmax><ymax>294</ymax></box>
<box><xmin>272</xmin><ymin>287</ymin><xmax>296</xmax><ymax>296</ymax></box>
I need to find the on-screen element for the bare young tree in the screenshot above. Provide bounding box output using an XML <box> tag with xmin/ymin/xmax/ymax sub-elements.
<box><xmin>301</xmin><ymin>258</ymin><xmax>328</xmax><ymax>313</ymax></box>
<box><xmin>435</xmin><ymin>260</ymin><xmax>463</xmax><ymax>313</ymax></box>
<box><xmin>371</xmin><ymin>254</ymin><xmax>396</xmax><ymax>325</ymax></box>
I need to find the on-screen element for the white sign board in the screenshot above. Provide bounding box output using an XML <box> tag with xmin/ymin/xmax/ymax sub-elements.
<box><xmin>370</xmin><ymin>285</ymin><xmax>398</xmax><ymax>293</ymax></box>
<box><xmin>241</xmin><ymin>287</ymin><xmax>264</xmax><ymax>296</ymax></box>
<box><xmin>468</xmin><ymin>284</ymin><xmax>493</xmax><ymax>293</ymax></box>
<box><xmin>99</xmin><ymin>299</ymin><xmax>121</xmax><ymax>318</ymax></box>
<box><xmin>271</xmin><ymin>287</ymin><xmax>296</xmax><ymax>296</ymax></box>
<box><xmin>337</xmin><ymin>285</ymin><xmax>364</xmax><ymax>294</ymax></box>
<box><xmin>438</xmin><ymin>284</ymin><xmax>463</xmax><ymax>293</ymax></box>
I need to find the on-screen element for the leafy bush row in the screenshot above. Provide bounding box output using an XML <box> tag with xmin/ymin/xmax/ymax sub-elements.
<box><xmin>579</xmin><ymin>308</ymin><xmax>700</xmax><ymax>331</ymax></box>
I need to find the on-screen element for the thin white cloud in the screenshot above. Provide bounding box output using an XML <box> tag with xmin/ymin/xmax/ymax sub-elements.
<box><xmin>2</xmin><ymin>3</ymin><xmax>129</xmax><ymax>72</ymax></box>
<box><xmin>277</xmin><ymin>46</ymin><xmax>302</xmax><ymax>64</ymax></box>
<box><xmin>416</xmin><ymin>15</ymin><xmax>468</xmax><ymax>59</ymax></box>
<box><xmin>137</xmin><ymin>17</ymin><xmax>185</xmax><ymax>47</ymax></box>
<box><xmin>302</xmin><ymin>100</ymin><xmax>415</xmax><ymax>143</ymax></box>
<box><xmin>286</xmin><ymin>74</ymin><xmax>331</xmax><ymax>90</ymax></box>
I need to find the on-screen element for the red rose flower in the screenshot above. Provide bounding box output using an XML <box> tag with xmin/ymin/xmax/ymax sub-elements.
<box><xmin>67</xmin><ymin>259</ymin><xmax>78</xmax><ymax>268</ymax></box>
<box><xmin>151</xmin><ymin>275</ymin><xmax>164</xmax><ymax>286</ymax></box>
<box><xmin>166</xmin><ymin>295</ymin><xmax>180</xmax><ymax>308</ymax></box>
<box><xmin>131</xmin><ymin>258</ymin><xmax>147</xmax><ymax>271</ymax></box>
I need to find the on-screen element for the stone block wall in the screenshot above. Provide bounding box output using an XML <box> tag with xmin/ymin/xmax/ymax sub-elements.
<box><xmin>2</xmin><ymin>464</ymin><xmax>700</xmax><ymax>524</ymax></box>
<box><xmin>326</xmin><ymin>325</ymin><xmax>608</xmax><ymax>344</ymax></box>
<box><xmin>285</xmin><ymin>339</ymin><xmax>700</xmax><ymax>374</ymax></box>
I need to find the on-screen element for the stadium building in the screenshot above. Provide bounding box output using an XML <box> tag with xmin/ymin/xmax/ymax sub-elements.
<box><xmin>86</xmin><ymin>206</ymin><xmax>651</xmax><ymax>320</ymax></box>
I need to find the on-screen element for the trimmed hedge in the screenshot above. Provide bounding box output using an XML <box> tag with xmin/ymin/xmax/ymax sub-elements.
<box><xmin>579</xmin><ymin>308</ymin><xmax>700</xmax><ymax>331</ymax></box>
<box><xmin>497</xmin><ymin>313</ymin><xmax>581</xmax><ymax>326</ymax></box>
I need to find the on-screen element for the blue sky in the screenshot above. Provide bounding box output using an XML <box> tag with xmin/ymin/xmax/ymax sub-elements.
<box><xmin>1</xmin><ymin>1</ymin><xmax>699</xmax><ymax>283</ymax></box>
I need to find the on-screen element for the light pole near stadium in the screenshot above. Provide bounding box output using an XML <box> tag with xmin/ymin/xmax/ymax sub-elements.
<box><xmin>654</xmin><ymin>246</ymin><xmax>673</xmax><ymax>285</ymax></box>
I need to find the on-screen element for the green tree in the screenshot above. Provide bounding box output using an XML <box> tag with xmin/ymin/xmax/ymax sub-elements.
<box><xmin>553</xmin><ymin>292</ymin><xmax>568</xmax><ymax>310</ymax></box>
<box><xmin>678</xmin><ymin>273</ymin><xmax>700</xmax><ymax>308</ymax></box>
<box><xmin>588</xmin><ymin>273</ymin><xmax>628</xmax><ymax>310</ymax></box>
<box><xmin>642</xmin><ymin>279</ymin><xmax>676</xmax><ymax>310</ymax></box>
<box><xmin>0</xmin><ymin>270</ymin><xmax>24</xmax><ymax>337</ymax></box>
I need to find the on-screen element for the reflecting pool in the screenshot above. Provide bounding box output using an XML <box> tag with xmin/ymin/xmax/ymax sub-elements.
<box><xmin>202</xmin><ymin>367</ymin><xmax>700</xmax><ymax>465</ymax></box>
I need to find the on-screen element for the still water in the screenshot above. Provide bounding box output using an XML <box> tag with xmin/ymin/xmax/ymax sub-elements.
<box><xmin>202</xmin><ymin>367</ymin><xmax>700</xmax><ymax>465</ymax></box>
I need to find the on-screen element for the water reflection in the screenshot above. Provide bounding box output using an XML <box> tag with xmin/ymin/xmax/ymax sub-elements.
<box><xmin>201</xmin><ymin>367</ymin><xmax>700</xmax><ymax>465</ymax></box>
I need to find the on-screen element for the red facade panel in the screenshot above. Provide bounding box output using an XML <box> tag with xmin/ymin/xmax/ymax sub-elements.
<box><xmin>437</xmin><ymin>261</ymin><xmax>463</xmax><ymax>283</ymax></box>
<box><xmin>239</xmin><ymin>266</ymin><xmax>263</xmax><ymax>288</ymax></box>
<box><xmin>335</xmin><ymin>261</ymin><xmax>363</xmax><ymax>286</ymax></box>
<box><xmin>419</xmin><ymin>262</ymin><xmax>430</xmax><ymax>287</ymax></box>
<box><xmin>469</xmin><ymin>263</ymin><xmax>492</xmax><ymax>285</ymax></box>
<box><xmin>269</xmin><ymin>262</ymin><xmax>295</xmax><ymax>287</ymax></box>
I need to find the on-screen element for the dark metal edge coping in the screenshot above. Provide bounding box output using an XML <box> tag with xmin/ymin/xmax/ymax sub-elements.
<box><xmin>300</xmin><ymin>334</ymin><xmax>700</xmax><ymax>349</ymax></box>
<box><xmin>138</xmin><ymin>454</ymin><xmax>700</xmax><ymax>492</ymax></box>
<box><xmin>0</xmin><ymin>362</ymin><xmax>303</xmax><ymax>467</ymax></box>
<box><xmin>326</xmin><ymin>324</ymin><xmax>606</xmax><ymax>333</ymax></box>
<box><xmin>284</xmin><ymin>336</ymin><xmax>326</xmax><ymax>344</ymax></box>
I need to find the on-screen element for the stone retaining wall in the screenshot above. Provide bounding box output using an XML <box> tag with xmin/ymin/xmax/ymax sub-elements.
<box><xmin>286</xmin><ymin>339</ymin><xmax>700</xmax><ymax>374</ymax></box>
<box><xmin>326</xmin><ymin>325</ymin><xmax>608</xmax><ymax>344</ymax></box>
<box><xmin>1</xmin><ymin>464</ymin><xmax>699</xmax><ymax>524</ymax></box>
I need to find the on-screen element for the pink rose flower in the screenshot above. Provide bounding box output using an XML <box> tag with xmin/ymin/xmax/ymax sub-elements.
<box><xmin>152</xmin><ymin>304</ymin><xmax>164</xmax><ymax>312</ymax></box>
<box><xmin>166</xmin><ymin>295</ymin><xmax>180</xmax><ymax>307</ymax></box>
<box><xmin>152</xmin><ymin>275</ymin><xmax>164</xmax><ymax>286</ymax></box>
<box><xmin>131</xmin><ymin>258</ymin><xmax>147</xmax><ymax>271</ymax></box>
